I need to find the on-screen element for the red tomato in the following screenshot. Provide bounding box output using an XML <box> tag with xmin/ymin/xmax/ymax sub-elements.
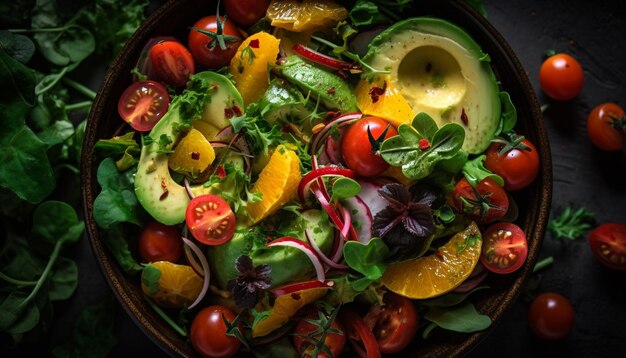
<box><xmin>188</xmin><ymin>16</ymin><xmax>242</xmax><ymax>69</ymax></box>
<box><xmin>539</xmin><ymin>53</ymin><xmax>584</xmax><ymax>101</ymax></box>
<box><xmin>480</xmin><ymin>222</ymin><xmax>528</xmax><ymax>274</ymax></box>
<box><xmin>340</xmin><ymin>309</ymin><xmax>381</xmax><ymax>358</ymax></box>
<box><xmin>363</xmin><ymin>292</ymin><xmax>418</xmax><ymax>354</ymax></box>
<box><xmin>293</xmin><ymin>314</ymin><xmax>346</xmax><ymax>358</ymax></box>
<box><xmin>224</xmin><ymin>0</ymin><xmax>270</xmax><ymax>27</ymax></box>
<box><xmin>149</xmin><ymin>40</ymin><xmax>195</xmax><ymax>88</ymax></box>
<box><xmin>138</xmin><ymin>221</ymin><xmax>183</xmax><ymax>263</ymax></box>
<box><xmin>341</xmin><ymin>116</ymin><xmax>398</xmax><ymax>177</ymax></box>
<box><xmin>117</xmin><ymin>80</ymin><xmax>170</xmax><ymax>132</ymax></box>
<box><xmin>485</xmin><ymin>135</ymin><xmax>540</xmax><ymax>191</ymax></box>
<box><xmin>586</xmin><ymin>103</ymin><xmax>626</xmax><ymax>151</ymax></box>
<box><xmin>190</xmin><ymin>305</ymin><xmax>241</xmax><ymax>358</ymax></box>
<box><xmin>528</xmin><ymin>292</ymin><xmax>574</xmax><ymax>340</ymax></box>
<box><xmin>588</xmin><ymin>223</ymin><xmax>626</xmax><ymax>270</ymax></box>
<box><xmin>185</xmin><ymin>194</ymin><xmax>236</xmax><ymax>245</ymax></box>
<box><xmin>449</xmin><ymin>178</ymin><xmax>509</xmax><ymax>224</ymax></box>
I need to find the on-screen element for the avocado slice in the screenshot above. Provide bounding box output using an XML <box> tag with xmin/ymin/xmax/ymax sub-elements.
<box><xmin>207</xmin><ymin>209</ymin><xmax>334</xmax><ymax>289</ymax></box>
<box><xmin>134</xmin><ymin>72</ymin><xmax>243</xmax><ymax>225</ymax></box>
<box><xmin>364</xmin><ymin>17</ymin><xmax>501</xmax><ymax>154</ymax></box>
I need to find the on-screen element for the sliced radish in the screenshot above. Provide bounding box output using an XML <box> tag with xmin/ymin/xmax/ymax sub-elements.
<box><xmin>298</xmin><ymin>166</ymin><xmax>356</xmax><ymax>205</ymax></box>
<box><xmin>356</xmin><ymin>180</ymin><xmax>386</xmax><ymax>218</ymax></box>
<box><xmin>292</xmin><ymin>44</ymin><xmax>353</xmax><ymax>71</ymax></box>
<box><xmin>312</xmin><ymin>185</ymin><xmax>347</xmax><ymax>237</ymax></box>
<box><xmin>182</xmin><ymin>237</ymin><xmax>211</xmax><ymax>310</ymax></box>
<box><xmin>324</xmin><ymin>132</ymin><xmax>343</xmax><ymax>165</ymax></box>
<box><xmin>270</xmin><ymin>279</ymin><xmax>333</xmax><ymax>296</ymax></box>
<box><xmin>342</xmin><ymin>196</ymin><xmax>373</xmax><ymax>243</ymax></box>
<box><xmin>330</xmin><ymin>231</ymin><xmax>345</xmax><ymax>263</ymax></box>
<box><xmin>310</xmin><ymin>112</ymin><xmax>361</xmax><ymax>156</ymax></box>
<box><xmin>305</xmin><ymin>229</ymin><xmax>349</xmax><ymax>270</ymax></box>
<box><xmin>267</xmin><ymin>237</ymin><xmax>325</xmax><ymax>282</ymax></box>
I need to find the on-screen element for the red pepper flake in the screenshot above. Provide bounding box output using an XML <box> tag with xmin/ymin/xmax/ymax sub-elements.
<box><xmin>232</xmin><ymin>102</ymin><xmax>243</xmax><ymax>116</ymax></box>
<box><xmin>216</xmin><ymin>165</ymin><xmax>226</xmax><ymax>179</ymax></box>
<box><xmin>435</xmin><ymin>251</ymin><xmax>445</xmax><ymax>261</ymax></box>
<box><xmin>326</xmin><ymin>86</ymin><xmax>336</xmax><ymax>96</ymax></box>
<box><xmin>224</xmin><ymin>107</ymin><xmax>235</xmax><ymax>119</ymax></box>
<box><xmin>159</xmin><ymin>180</ymin><xmax>169</xmax><ymax>200</ymax></box>
<box><xmin>249</xmin><ymin>39</ymin><xmax>260</xmax><ymax>48</ymax></box>
<box><xmin>418</xmin><ymin>138</ymin><xmax>431</xmax><ymax>150</ymax></box>
<box><xmin>290</xmin><ymin>292</ymin><xmax>301</xmax><ymax>301</ymax></box>
<box><xmin>368</xmin><ymin>81</ymin><xmax>387</xmax><ymax>103</ymax></box>
<box><xmin>461</xmin><ymin>108</ymin><xmax>469</xmax><ymax>126</ymax></box>
<box><xmin>191</xmin><ymin>152</ymin><xmax>200</xmax><ymax>160</ymax></box>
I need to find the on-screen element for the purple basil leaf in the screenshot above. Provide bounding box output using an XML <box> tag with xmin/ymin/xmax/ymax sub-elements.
<box><xmin>378</xmin><ymin>183</ymin><xmax>410</xmax><ymax>209</ymax></box>
<box><xmin>410</xmin><ymin>185</ymin><xmax>437</xmax><ymax>206</ymax></box>
<box><xmin>373</xmin><ymin>206</ymin><xmax>404</xmax><ymax>237</ymax></box>
<box><xmin>383</xmin><ymin>225</ymin><xmax>427</xmax><ymax>262</ymax></box>
<box><xmin>403</xmin><ymin>206</ymin><xmax>435</xmax><ymax>237</ymax></box>
<box><xmin>231</xmin><ymin>283</ymin><xmax>258</xmax><ymax>308</ymax></box>
<box><xmin>235</xmin><ymin>255</ymin><xmax>254</xmax><ymax>273</ymax></box>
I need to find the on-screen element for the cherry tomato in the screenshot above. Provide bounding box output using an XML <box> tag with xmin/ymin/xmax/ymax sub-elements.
<box><xmin>480</xmin><ymin>222</ymin><xmax>528</xmax><ymax>274</ymax></box>
<box><xmin>149</xmin><ymin>40</ymin><xmax>195</xmax><ymax>88</ymax></box>
<box><xmin>185</xmin><ymin>194</ymin><xmax>236</xmax><ymax>245</ymax></box>
<box><xmin>117</xmin><ymin>80</ymin><xmax>170</xmax><ymax>132</ymax></box>
<box><xmin>586</xmin><ymin>103</ymin><xmax>626</xmax><ymax>151</ymax></box>
<box><xmin>363</xmin><ymin>292</ymin><xmax>418</xmax><ymax>354</ymax></box>
<box><xmin>588</xmin><ymin>223</ymin><xmax>626</xmax><ymax>270</ymax></box>
<box><xmin>190</xmin><ymin>305</ymin><xmax>241</xmax><ymax>358</ymax></box>
<box><xmin>293</xmin><ymin>314</ymin><xmax>346</xmax><ymax>358</ymax></box>
<box><xmin>224</xmin><ymin>0</ymin><xmax>270</xmax><ymax>27</ymax></box>
<box><xmin>188</xmin><ymin>15</ymin><xmax>242</xmax><ymax>69</ymax></box>
<box><xmin>449</xmin><ymin>178</ymin><xmax>509</xmax><ymax>224</ymax></box>
<box><xmin>138</xmin><ymin>221</ymin><xmax>183</xmax><ymax>263</ymax></box>
<box><xmin>485</xmin><ymin>135</ymin><xmax>540</xmax><ymax>191</ymax></box>
<box><xmin>341</xmin><ymin>116</ymin><xmax>398</xmax><ymax>177</ymax></box>
<box><xmin>528</xmin><ymin>292</ymin><xmax>574</xmax><ymax>340</ymax></box>
<box><xmin>539</xmin><ymin>53</ymin><xmax>583</xmax><ymax>101</ymax></box>
<box><xmin>340</xmin><ymin>309</ymin><xmax>381</xmax><ymax>358</ymax></box>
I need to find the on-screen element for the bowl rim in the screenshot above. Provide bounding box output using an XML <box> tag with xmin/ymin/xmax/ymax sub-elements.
<box><xmin>81</xmin><ymin>0</ymin><xmax>552</xmax><ymax>357</ymax></box>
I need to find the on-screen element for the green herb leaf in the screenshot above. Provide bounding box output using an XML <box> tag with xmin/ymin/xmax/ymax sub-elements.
<box><xmin>548</xmin><ymin>206</ymin><xmax>595</xmax><ymax>240</ymax></box>
<box><xmin>343</xmin><ymin>238</ymin><xmax>389</xmax><ymax>280</ymax></box>
<box><xmin>332</xmin><ymin>177</ymin><xmax>361</xmax><ymax>201</ymax></box>
<box><xmin>101</xmin><ymin>224</ymin><xmax>143</xmax><ymax>274</ymax></box>
<box><xmin>424</xmin><ymin>301</ymin><xmax>491</xmax><ymax>333</ymax></box>
<box><xmin>465</xmin><ymin>0</ymin><xmax>488</xmax><ymax>17</ymax></box>
<box><xmin>497</xmin><ymin>91</ymin><xmax>517</xmax><ymax>135</ymax></box>
<box><xmin>32</xmin><ymin>200</ymin><xmax>84</xmax><ymax>245</ymax></box>
<box><xmin>48</xmin><ymin>257</ymin><xmax>78</xmax><ymax>301</ymax></box>
<box><xmin>0</xmin><ymin>291</ymin><xmax>40</xmax><ymax>333</ymax></box>
<box><xmin>141</xmin><ymin>264</ymin><xmax>161</xmax><ymax>295</ymax></box>
<box><xmin>0</xmin><ymin>30</ymin><xmax>36</xmax><ymax>64</ymax></box>
<box><xmin>462</xmin><ymin>154</ymin><xmax>504</xmax><ymax>187</ymax></box>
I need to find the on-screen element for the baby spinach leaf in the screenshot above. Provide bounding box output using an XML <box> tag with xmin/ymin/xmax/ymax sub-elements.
<box><xmin>462</xmin><ymin>154</ymin><xmax>504</xmax><ymax>187</ymax></box>
<box><xmin>349</xmin><ymin>0</ymin><xmax>392</xmax><ymax>27</ymax></box>
<box><xmin>343</xmin><ymin>238</ymin><xmax>389</xmax><ymax>280</ymax></box>
<box><xmin>32</xmin><ymin>200</ymin><xmax>84</xmax><ymax>245</ymax></box>
<box><xmin>95</xmin><ymin>132</ymin><xmax>140</xmax><ymax>171</ymax></box>
<box><xmin>332</xmin><ymin>177</ymin><xmax>361</xmax><ymax>201</ymax></box>
<box><xmin>101</xmin><ymin>224</ymin><xmax>143</xmax><ymax>274</ymax></box>
<box><xmin>0</xmin><ymin>30</ymin><xmax>36</xmax><ymax>64</ymax></box>
<box><xmin>93</xmin><ymin>158</ymin><xmax>145</xmax><ymax>229</ymax></box>
<box><xmin>421</xmin><ymin>285</ymin><xmax>489</xmax><ymax>308</ymax></box>
<box><xmin>0</xmin><ymin>291</ymin><xmax>40</xmax><ymax>333</ymax></box>
<box><xmin>380</xmin><ymin>112</ymin><xmax>465</xmax><ymax>180</ymax></box>
<box><xmin>424</xmin><ymin>301</ymin><xmax>491</xmax><ymax>333</ymax></box>
<box><xmin>141</xmin><ymin>264</ymin><xmax>161</xmax><ymax>295</ymax></box>
<box><xmin>48</xmin><ymin>257</ymin><xmax>78</xmax><ymax>301</ymax></box>
<box><xmin>37</xmin><ymin>119</ymin><xmax>74</xmax><ymax>148</ymax></box>
<box><xmin>497</xmin><ymin>91</ymin><xmax>517</xmax><ymax>135</ymax></box>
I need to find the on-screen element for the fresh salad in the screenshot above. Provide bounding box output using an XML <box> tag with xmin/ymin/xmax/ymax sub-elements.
<box><xmin>93</xmin><ymin>0</ymin><xmax>541</xmax><ymax>357</ymax></box>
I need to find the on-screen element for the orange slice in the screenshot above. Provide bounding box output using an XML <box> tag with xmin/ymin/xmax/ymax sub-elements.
<box><xmin>168</xmin><ymin>128</ymin><xmax>215</xmax><ymax>174</ymax></box>
<box><xmin>230</xmin><ymin>32</ymin><xmax>281</xmax><ymax>105</ymax></box>
<box><xmin>252</xmin><ymin>286</ymin><xmax>329</xmax><ymax>337</ymax></box>
<box><xmin>381</xmin><ymin>222</ymin><xmax>482</xmax><ymax>299</ymax></box>
<box><xmin>246</xmin><ymin>145</ymin><xmax>301</xmax><ymax>224</ymax></box>
<box><xmin>355</xmin><ymin>76</ymin><xmax>415</xmax><ymax>128</ymax></box>
<box><xmin>266</xmin><ymin>0</ymin><xmax>348</xmax><ymax>32</ymax></box>
<box><xmin>141</xmin><ymin>261</ymin><xmax>203</xmax><ymax>308</ymax></box>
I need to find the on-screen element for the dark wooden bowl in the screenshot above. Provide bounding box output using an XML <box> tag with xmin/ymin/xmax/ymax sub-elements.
<box><xmin>81</xmin><ymin>0</ymin><xmax>552</xmax><ymax>356</ymax></box>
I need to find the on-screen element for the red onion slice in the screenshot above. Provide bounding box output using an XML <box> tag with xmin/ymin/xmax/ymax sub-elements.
<box><xmin>182</xmin><ymin>237</ymin><xmax>211</xmax><ymax>310</ymax></box>
<box><xmin>305</xmin><ymin>229</ymin><xmax>348</xmax><ymax>270</ymax></box>
<box><xmin>267</xmin><ymin>237</ymin><xmax>325</xmax><ymax>282</ymax></box>
<box><xmin>183</xmin><ymin>177</ymin><xmax>195</xmax><ymax>200</ymax></box>
<box><xmin>292</xmin><ymin>43</ymin><xmax>353</xmax><ymax>71</ymax></box>
<box><xmin>270</xmin><ymin>279</ymin><xmax>334</xmax><ymax>296</ymax></box>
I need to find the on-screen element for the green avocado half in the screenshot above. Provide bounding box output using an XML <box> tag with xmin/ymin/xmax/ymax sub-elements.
<box><xmin>364</xmin><ymin>17</ymin><xmax>502</xmax><ymax>154</ymax></box>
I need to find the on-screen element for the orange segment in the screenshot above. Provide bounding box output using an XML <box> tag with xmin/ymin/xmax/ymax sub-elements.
<box><xmin>246</xmin><ymin>145</ymin><xmax>301</xmax><ymax>224</ymax></box>
<box><xmin>355</xmin><ymin>76</ymin><xmax>415</xmax><ymax>128</ymax></box>
<box><xmin>252</xmin><ymin>286</ymin><xmax>329</xmax><ymax>337</ymax></box>
<box><xmin>266</xmin><ymin>0</ymin><xmax>348</xmax><ymax>32</ymax></box>
<box><xmin>230</xmin><ymin>32</ymin><xmax>281</xmax><ymax>105</ymax></box>
<box><xmin>141</xmin><ymin>261</ymin><xmax>203</xmax><ymax>308</ymax></box>
<box><xmin>381</xmin><ymin>222</ymin><xmax>482</xmax><ymax>299</ymax></box>
<box><xmin>168</xmin><ymin>128</ymin><xmax>215</xmax><ymax>174</ymax></box>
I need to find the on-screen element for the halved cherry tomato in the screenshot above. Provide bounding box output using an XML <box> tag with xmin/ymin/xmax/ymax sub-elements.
<box><xmin>480</xmin><ymin>222</ymin><xmax>528</xmax><ymax>274</ymax></box>
<box><xmin>588</xmin><ymin>223</ymin><xmax>626</xmax><ymax>270</ymax></box>
<box><xmin>149</xmin><ymin>40</ymin><xmax>195</xmax><ymax>87</ymax></box>
<box><xmin>190</xmin><ymin>305</ymin><xmax>241</xmax><ymax>358</ymax></box>
<box><xmin>224</xmin><ymin>0</ymin><xmax>270</xmax><ymax>27</ymax></box>
<box><xmin>341</xmin><ymin>116</ymin><xmax>398</xmax><ymax>177</ymax></box>
<box><xmin>363</xmin><ymin>292</ymin><xmax>418</xmax><ymax>354</ymax></box>
<box><xmin>188</xmin><ymin>15</ymin><xmax>242</xmax><ymax>69</ymax></box>
<box><xmin>340</xmin><ymin>309</ymin><xmax>381</xmax><ymax>358</ymax></box>
<box><xmin>586</xmin><ymin>103</ymin><xmax>626</xmax><ymax>151</ymax></box>
<box><xmin>449</xmin><ymin>178</ymin><xmax>509</xmax><ymax>224</ymax></box>
<box><xmin>539</xmin><ymin>53</ymin><xmax>583</xmax><ymax>101</ymax></box>
<box><xmin>293</xmin><ymin>313</ymin><xmax>346</xmax><ymax>358</ymax></box>
<box><xmin>185</xmin><ymin>194</ymin><xmax>236</xmax><ymax>245</ymax></box>
<box><xmin>138</xmin><ymin>221</ymin><xmax>183</xmax><ymax>263</ymax></box>
<box><xmin>485</xmin><ymin>135</ymin><xmax>540</xmax><ymax>191</ymax></box>
<box><xmin>528</xmin><ymin>292</ymin><xmax>574</xmax><ymax>340</ymax></box>
<box><xmin>117</xmin><ymin>80</ymin><xmax>170</xmax><ymax>132</ymax></box>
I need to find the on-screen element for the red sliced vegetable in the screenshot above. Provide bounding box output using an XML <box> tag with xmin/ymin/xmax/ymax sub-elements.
<box><xmin>340</xmin><ymin>309</ymin><xmax>382</xmax><ymax>358</ymax></box>
<box><xmin>342</xmin><ymin>195</ymin><xmax>373</xmax><ymax>243</ymax></box>
<box><xmin>267</xmin><ymin>237</ymin><xmax>325</xmax><ymax>282</ymax></box>
<box><xmin>305</xmin><ymin>229</ymin><xmax>348</xmax><ymax>269</ymax></box>
<box><xmin>270</xmin><ymin>279</ymin><xmax>333</xmax><ymax>296</ymax></box>
<box><xmin>292</xmin><ymin>43</ymin><xmax>353</xmax><ymax>71</ymax></box>
<box><xmin>182</xmin><ymin>237</ymin><xmax>211</xmax><ymax>309</ymax></box>
<box><xmin>356</xmin><ymin>180</ymin><xmax>386</xmax><ymax>219</ymax></box>
<box><xmin>311</xmin><ymin>113</ymin><xmax>362</xmax><ymax>156</ymax></box>
<box><xmin>298</xmin><ymin>166</ymin><xmax>356</xmax><ymax>205</ymax></box>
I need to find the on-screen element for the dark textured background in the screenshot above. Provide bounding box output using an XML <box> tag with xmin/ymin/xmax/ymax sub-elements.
<box><xmin>18</xmin><ymin>0</ymin><xmax>626</xmax><ymax>357</ymax></box>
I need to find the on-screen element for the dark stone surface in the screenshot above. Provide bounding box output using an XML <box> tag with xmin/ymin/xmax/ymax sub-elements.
<box><xmin>15</xmin><ymin>0</ymin><xmax>625</xmax><ymax>357</ymax></box>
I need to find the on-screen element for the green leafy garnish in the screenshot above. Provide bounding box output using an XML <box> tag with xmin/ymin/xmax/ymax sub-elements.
<box><xmin>343</xmin><ymin>238</ymin><xmax>390</xmax><ymax>281</ymax></box>
<box><xmin>462</xmin><ymin>154</ymin><xmax>504</xmax><ymax>187</ymax></box>
<box><xmin>548</xmin><ymin>206</ymin><xmax>595</xmax><ymax>240</ymax></box>
<box><xmin>331</xmin><ymin>177</ymin><xmax>361</xmax><ymax>201</ymax></box>
<box><xmin>423</xmin><ymin>301</ymin><xmax>492</xmax><ymax>338</ymax></box>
